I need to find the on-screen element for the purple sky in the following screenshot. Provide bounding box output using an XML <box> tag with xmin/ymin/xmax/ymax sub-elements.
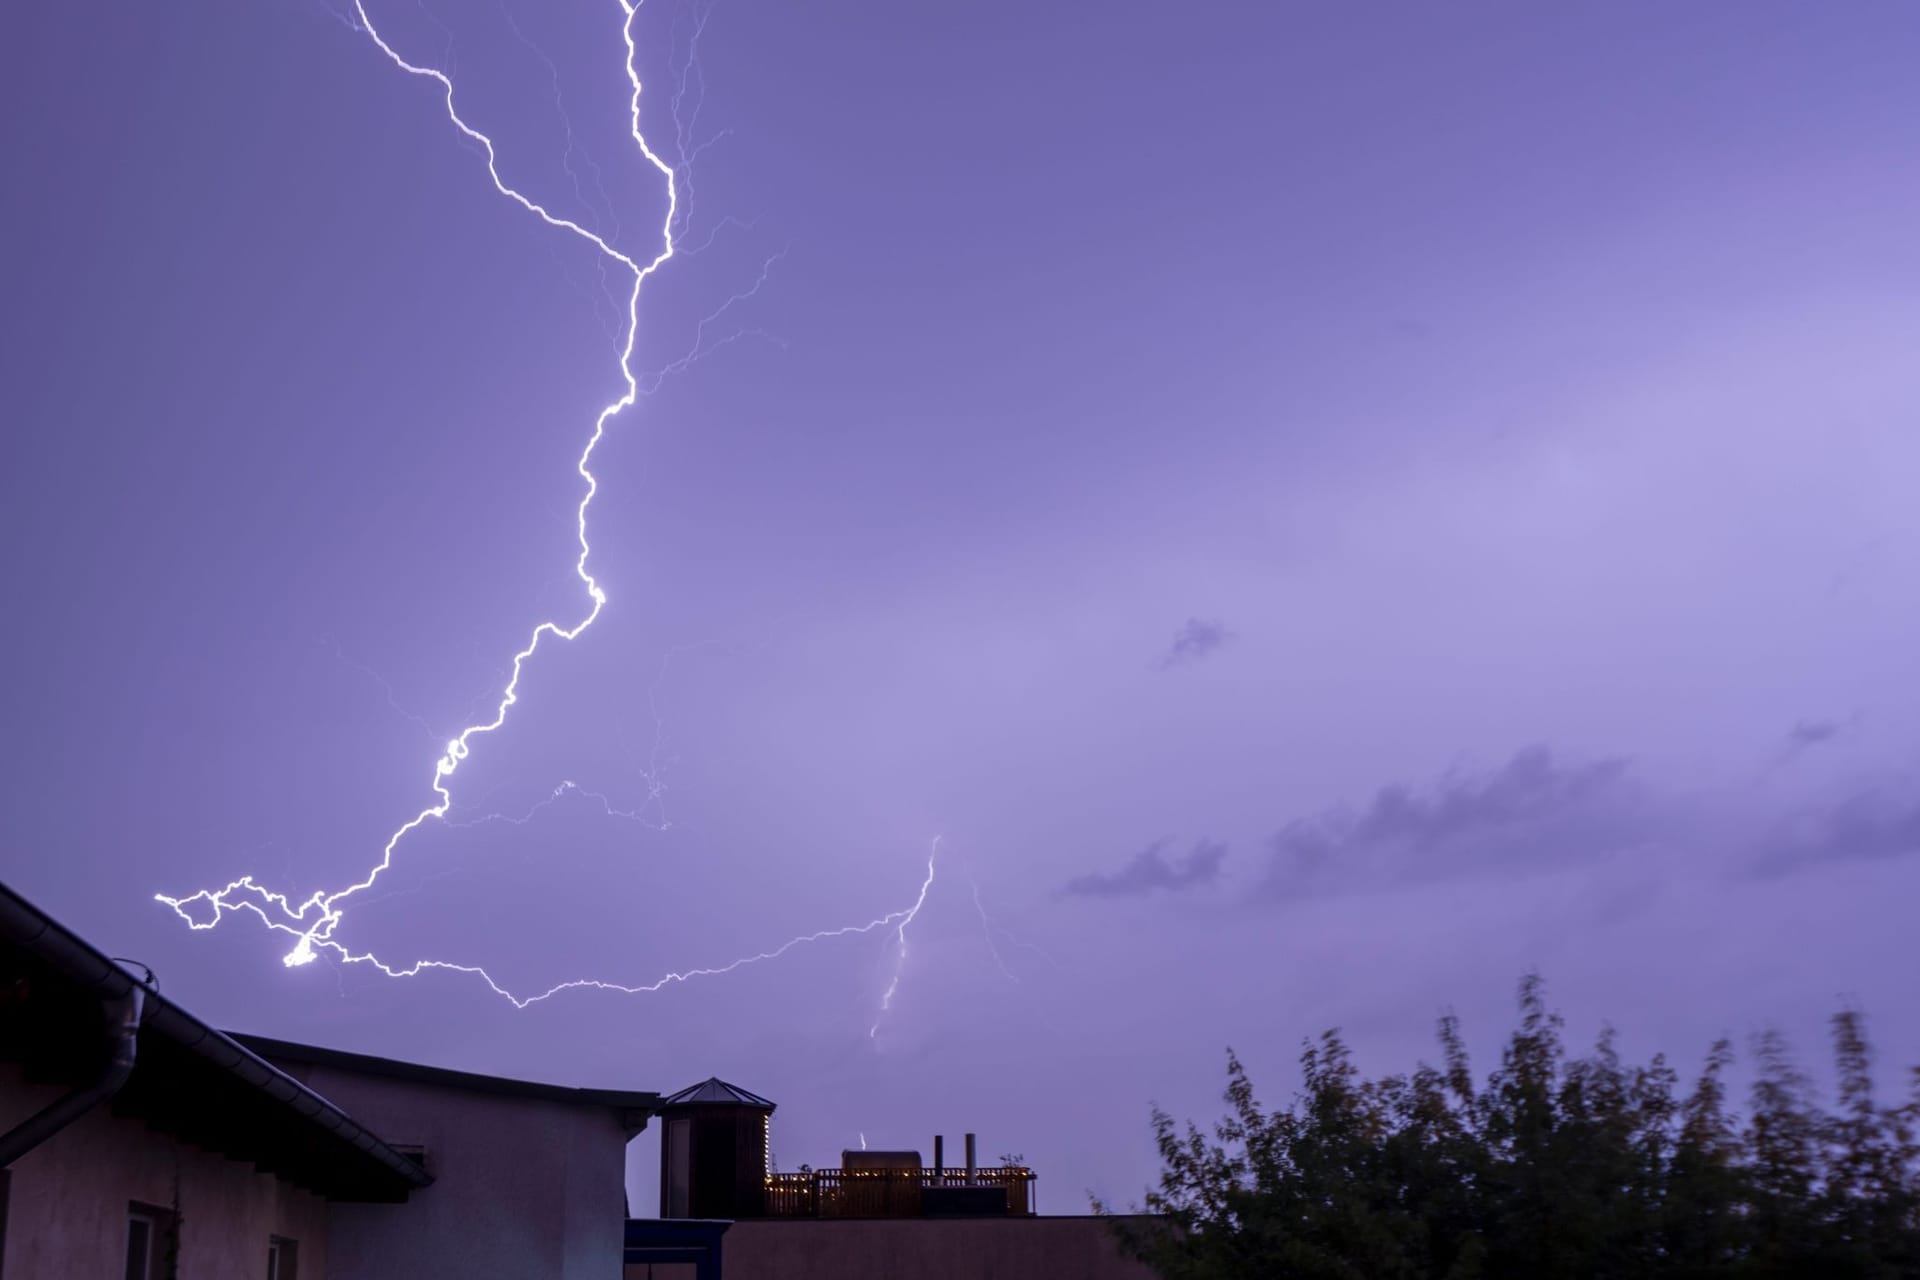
<box><xmin>5</xmin><ymin>0</ymin><xmax>1920</xmax><ymax>1209</ymax></box>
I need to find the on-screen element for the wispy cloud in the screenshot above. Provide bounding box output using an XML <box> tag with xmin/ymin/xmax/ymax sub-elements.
<box><xmin>1155</xmin><ymin>618</ymin><xmax>1231</xmax><ymax>670</ymax></box>
<box><xmin>1152</xmin><ymin>617</ymin><xmax>1228</xmax><ymax>671</ymax></box>
<box><xmin>1061</xmin><ymin>838</ymin><xmax>1227</xmax><ymax>898</ymax></box>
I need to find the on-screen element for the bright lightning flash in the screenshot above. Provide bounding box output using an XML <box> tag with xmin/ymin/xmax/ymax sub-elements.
<box><xmin>155</xmin><ymin>1</ymin><xmax>933</xmax><ymax>1013</ymax></box>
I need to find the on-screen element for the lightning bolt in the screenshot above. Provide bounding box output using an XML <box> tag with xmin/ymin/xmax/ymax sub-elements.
<box><xmin>442</xmin><ymin>779</ymin><xmax>667</xmax><ymax>833</ymax></box>
<box><xmin>156</xmin><ymin>1</ymin><xmax>934</xmax><ymax>1014</ymax></box>
<box><xmin>158</xmin><ymin>0</ymin><xmax>667</xmax><ymax>972</ymax></box>
<box><xmin>961</xmin><ymin>858</ymin><xmax>1060</xmax><ymax>980</ymax></box>
<box><xmin>322</xmin><ymin>633</ymin><xmax>507</xmax><ymax>749</ymax></box>
<box><xmin>967</xmin><ymin>867</ymin><xmax>1019</xmax><ymax>984</ymax></box>
<box><xmin>494</xmin><ymin>0</ymin><xmax>628</xmax><ymax>347</ymax></box>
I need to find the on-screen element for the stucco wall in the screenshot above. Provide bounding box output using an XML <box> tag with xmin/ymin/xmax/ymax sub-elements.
<box><xmin>0</xmin><ymin>1062</ymin><xmax>330</xmax><ymax>1278</ymax></box>
<box><xmin>722</xmin><ymin>1216</ymin><xmax>1159</xmax><ymax>1280</ymax></box>
<box><xmin>279</xmin><ymin>1061</ymin><xmax>629</xmax><ymax>1280</ymax></box>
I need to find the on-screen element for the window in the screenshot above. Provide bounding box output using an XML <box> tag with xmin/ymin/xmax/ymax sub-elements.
<box><xmin>125</xmin><ymin>1215</ymin><xmax>151</xmax><ymax>1280</ymax></box>
<box><xmin>125</xmin><ymin>1204</ymin><xmax>176</xmax><ymax>1280</ymax></box>
<box><xmin>267</xmin><ymin>1236</ymin><xmax>298</xmax><ymax>1280</ymax></box>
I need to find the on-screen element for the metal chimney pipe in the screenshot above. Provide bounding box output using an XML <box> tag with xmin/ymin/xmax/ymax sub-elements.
<box><xmin>933</xmin><ymin>1134</ymin><xmax>944</xmax><ymax>1176</ymax></box>
<box><xmin>964</xmin><ymin>1132</ymin><xmax>976</xmax><ymax>1179</ymax></box>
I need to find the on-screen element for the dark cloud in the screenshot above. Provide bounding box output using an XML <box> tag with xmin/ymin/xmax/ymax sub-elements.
<box><xmin>1156</xmin><ymin>618</ymin><xmax>1231</xmax><ymax>670</ymax></box>
<box><xmin>1753</xmin><ymin>787</ymin><xmax>1920</xmax><ymax>876</ymax></box>
<box><xmin>1061</xmin><ymin>838</ymin><xmax>1227</xmax><ymax>898</ymax></box>
<box><xmin>1260</xmin><ymin>746</ymin><xmax>1645</xmax><ymax>897</ymax></box>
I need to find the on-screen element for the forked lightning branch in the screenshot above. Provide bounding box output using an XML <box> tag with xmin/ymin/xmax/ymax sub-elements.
<box><xmin>157</xmin><ymin>0</ymin><xmax>934</xmax><ymax>1020</ymax></box>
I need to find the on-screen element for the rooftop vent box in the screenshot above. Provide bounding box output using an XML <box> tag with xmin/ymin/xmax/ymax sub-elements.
<box><xmin>923</xmin><ymin>1186</ymin><xmax>1010</xmax><ymax>1217</ymax></box>
<box><xmin>841</xmin><ymin>1150</ymin><xmax>921</xmax><ymax>1171</ymax></box>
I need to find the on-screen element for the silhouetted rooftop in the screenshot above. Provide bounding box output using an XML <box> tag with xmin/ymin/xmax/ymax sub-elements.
<box><xmin>660</xmin><ymin>1076</ymin><xmax>776</xmax><ymax>1110</ymax></box>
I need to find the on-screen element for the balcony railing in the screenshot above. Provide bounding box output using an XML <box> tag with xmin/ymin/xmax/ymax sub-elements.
<box><xmin>763</xmin><ymin>1167</ymin><xmax>1035</xmax><ymax>1218</ymax></box>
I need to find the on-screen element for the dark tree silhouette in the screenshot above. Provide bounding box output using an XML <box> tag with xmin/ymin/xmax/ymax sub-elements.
<box><xmin>1100</xmin><ymin>977</ymin><xmax>1920</xmax><ymax>1279</ymax></box>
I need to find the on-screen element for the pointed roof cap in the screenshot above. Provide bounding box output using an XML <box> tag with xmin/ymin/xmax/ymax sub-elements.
<box><xmin>660</xmin><ymin>1077</ymin><xmax>776</xmax><ymax>1111</ymax></box>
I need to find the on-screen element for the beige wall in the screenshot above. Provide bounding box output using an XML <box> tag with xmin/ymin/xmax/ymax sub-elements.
<box><xmin>1</xmin><ymin>1062</ymin><xmax>330</xmax><ymax>1279</ymax></box>
<box><xmin>279</xmin><ymin>1061</ymin><xmax>629</xmax><ymax>1280</ymax></box>
<box><xmin>723</xmin><ymin>1217</ymin><xmax>1159</xmax><ymax>1280</ymax></box>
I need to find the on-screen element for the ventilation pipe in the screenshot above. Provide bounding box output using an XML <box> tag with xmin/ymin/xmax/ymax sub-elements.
<box><xmin>964</xmin><ymin>1132</ymin><xmax>976</xmax><ymax>1179</ymax></box>
<box><xmin>0</xmin><ymin>984</ymin><xmax>144</xmax><ymax>1167</ymax></box>
<box><xmin>933</xmin><ymin>1134</ymin><xmax>944</xmax><ymax>1176</ymax></box>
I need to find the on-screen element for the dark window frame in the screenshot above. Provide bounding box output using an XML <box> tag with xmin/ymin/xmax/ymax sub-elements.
<box><xmin>267</xmin><ymin>1234</ymin><xmax>298</xmax><ymax>1280</ymax></box>
<box><xmin>126</xmin><ymin>1201</ymin><xmax>178</xmax><ymax>1280</ymax></box>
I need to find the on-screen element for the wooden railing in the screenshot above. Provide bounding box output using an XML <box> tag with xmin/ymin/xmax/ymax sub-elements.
<box><xmin>763</xmin><ymin>1167</ymin><xmax>1036</xmax><ymax>1218</ymax></box>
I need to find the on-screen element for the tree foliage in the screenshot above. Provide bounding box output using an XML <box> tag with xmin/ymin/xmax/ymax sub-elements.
<box><xmin>1102</xmin><ymin>977</ymin><xmax>1920</xmax><ymax>1279</ymax></box>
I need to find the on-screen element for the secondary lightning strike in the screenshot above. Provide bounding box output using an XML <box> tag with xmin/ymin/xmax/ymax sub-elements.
<box><xmin>158</xmin><ymin>3</ymin><xmax>945</xmax><ymax>1020</ymax></box>
<box><xmin>966</xmin><ymin>866</ymin><xmax>1019</xmax><ymax>984</ymax></box>
<box><xmin>495</xmin><ymin>0</ymin><xmax>628</xmax><ymax>344</ymax></box>
<box><xmin>869</xmin><ymin>839</ymin><xmax>939</xmax><ymax>1039</ymax></box>
<box><xmin>323</xmin><ymin>633</ymin><xmax>507</xmax><ymax>749</ymax></box>
<box><xmin>665</xmin><ymin>0</ymin><xmax>730</xmax><ymax>241</ymax></box>
<box><xmin>637</xmin><ymin>250</ymin><xmax>787</xmax><ymax>394</ymax></box>
<box><xmin>442</xmin><ymin>779</ymin><xmax>667</xmax><ymax>833</ymax></box>
<box><xmin>320</xmin><ymin>633</ymin><xmax>443</xmax><ymax>746</ymax></box>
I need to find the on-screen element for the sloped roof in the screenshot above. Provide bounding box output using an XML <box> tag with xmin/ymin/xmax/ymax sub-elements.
<box><xmin>0</xmin><ymin>880</ymin><xmax>433</xmax><ymax>1202</ymax></box>
<box><xmin>234</xmin><ymin>1033</ymin><xmax>661</xmax><ymax>1118</ymax></box>
<box><xmin>659</xmin><ymin>1077</ymin><xmax>776</xmax><ymax>1110</ymax></box>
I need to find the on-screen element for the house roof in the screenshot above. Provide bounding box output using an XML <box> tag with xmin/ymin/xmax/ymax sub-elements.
<box><xmin>232</xmin><ymin>1033</ymin><xmax>662</xmax><ymax>1126</ymax></box>
<box><xmin>659</xmin><ymin>1076</ymin><xmax>776</xmax><ymax>1110</ymax></box>
<box><xmin>0</xmin><ymin>880</ymin><xmax>433</xmax><ymax>1202</ymax></box>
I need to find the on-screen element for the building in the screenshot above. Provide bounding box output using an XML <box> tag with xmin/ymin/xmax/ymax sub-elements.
<box><xmin>0</xmin><ymin>880</ymin><xmax>656</xmax><ymax>1280</ymax></box>
<box><xmin>633</xmin><ymin>1078</ymin><xmax>1156</xmax><ymax>1280</ymax></box>
<box><xmin>239</xmin><ymin>1035</ymin><xmax>656</xmax><ymax>1280</ymax></box>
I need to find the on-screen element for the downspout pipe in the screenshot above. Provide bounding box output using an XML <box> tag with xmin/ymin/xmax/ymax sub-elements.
<box><xmin>0</xmin><ymin>983</ymin><xmax>145</xmax><ymax>1167</ymax></box>
<box><xmin>0</xmin><ymin>990</ymin><xmax>144</xmax><ymax>1166</ymax></box>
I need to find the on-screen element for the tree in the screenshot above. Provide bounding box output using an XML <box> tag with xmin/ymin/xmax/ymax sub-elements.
<box><xmin>1102</xmin><ymin>976</ymin><xmax>1920</xmax><ymax>1279</ymax></box>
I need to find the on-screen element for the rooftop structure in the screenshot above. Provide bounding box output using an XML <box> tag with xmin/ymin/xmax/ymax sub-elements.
<box><xmin>657</xmin><ymin>1078</ymin><xmax>1034</xmax><ymax>1222</ymax></box>
<box><xmin>659</xmin><ymin>1077</ymin><xmax>776</xmax><ymax>1110</ymax></box>
<box><xmin>645</xmin><ymin>1078</ymin><xmax>1150</xmax><ymax>1280</ymax></box>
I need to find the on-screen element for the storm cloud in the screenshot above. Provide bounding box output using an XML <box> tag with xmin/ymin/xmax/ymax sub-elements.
<box><xmin>1061</xmin><ymin>838</ymin><xmax>1228</xmax><ymax>898</ymax></box>
<box><xmin>1260</xmin><ymin>746</ymin><xmax>1646</xmax><ymax>897</ymax></box>
<box><xmin>1754</xmin><ymin>786</ymin><xmax>1920</xmax><ymax>876</ymax></box>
